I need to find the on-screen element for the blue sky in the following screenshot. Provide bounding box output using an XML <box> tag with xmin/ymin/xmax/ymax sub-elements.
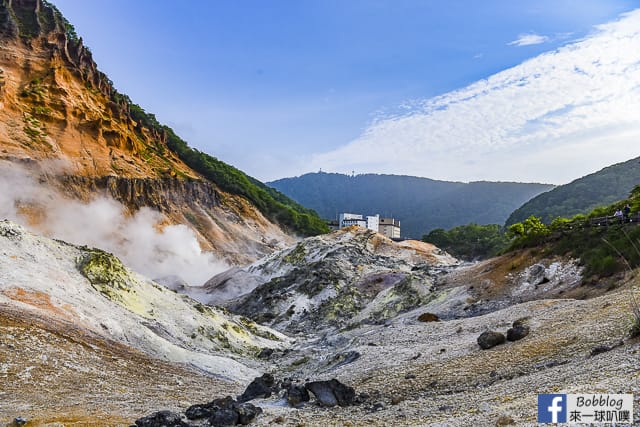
<box><xmin>53</xmin><ymin>0</ymin><xmax>639</xmax><ymax>184</ymax></box>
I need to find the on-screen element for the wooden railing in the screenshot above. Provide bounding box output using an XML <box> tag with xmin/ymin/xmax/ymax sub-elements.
<box><xmin>542</xmin><ymin>213</ymin><xmax>640</xmax><ymax>234</ymax></box>
<box><xmin>588</xmin><ymin>213</ymin><xmax>640</xmax><ymax>227</ymax></box>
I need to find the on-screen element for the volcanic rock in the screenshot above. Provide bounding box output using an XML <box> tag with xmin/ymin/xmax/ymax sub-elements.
<box><xmin>209</xmin><ymin>408</ymin><xmax>238</xmax><ymax>426</ymax></box>
<box><xmin>477</xmin><ymin>331</ymin><xmax>506</xmax><ymax>349</ymax></box>
<box><xmin>417</xmin><ymin>312</ymin><xmax>440</xmax><ymax>322</ymax></box>
<box><xmin>506</xmin><ymin>324</ymin><xmax>530</xmax><ymax>341</ymax></box>
<box><xmin>238</xmin><ymin>373</ymin><xmax>277</xmax><ymax>403</ymax></box>
<box><xmin>286</xmin><ymin>385</ymin><xmax>311</xmax><ymax>407</ymax></box>
<box><xmin>305</xmin><ymin>379</ymin><xmax>356</xmax><ymax>407</ymax></box>
<box><xmin>207</xmin><ymin>227</ymin><xmax>458</xmax><ymax>334</ymax></box>
<box><xmin>134</xmin><ymin>411</ymin><xmax>188</xmax><ymax>427</ymax></box>
<box><xmin>235</xmin><ymin>402</ymin><xmax>262</xmax><ymax>425</ymax></box>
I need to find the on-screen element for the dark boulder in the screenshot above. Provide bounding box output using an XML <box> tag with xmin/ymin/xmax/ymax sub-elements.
<box><xmin>286</xmin><ymin>385</ymin><xmax>311</xmax><ymax>407</ymax></box>
<box><xmin>136</xmin><ymin>396</ymin><xmax>262</xmax><ymax>426</ymax></box>
<box><xmin>237</xmin><ymin>373</ymin><xmax>276</xmax><ymax>402</ymax></box>
<box><xmin>185</xmin><ymin>404</ymin><xmax>211</xmax><ymax>420</ymax></box>
<box><xmin>135</xmin><ymin>411</ymin><xmax>188</xmax><ymax>427</ymax></box>
<box><xmin>10</xmin><ymin>418</ymin><xmax>27</xmax><ymax>427</ymax></box>
<box><xmin>186</xmin><ymin>396</ymin><xmax>236</xmax><ymax>420</ymax></box>
<box><xmin>186</xmin><ymin>396</ymin><xmax>262</xmax><ymax>426</ymax></box>
<box><xmin>305</xmin><ymin>379</ymin><xmax>355</xmax><ymax>407</ymax></box>
<box><xmin>235</xmin><ymin>402</ymin><xmax>263</xmax><ymax>425</ymax></box>
<box><xmin>257</xmin><ymin>348</ymin><xmax>274</xmax><ymax>359</ymax></box>
<box><xmin>417</xmin><ymin>312</ymin><xmax>440</xmax><ymax>322</ymax></box>
<box><xmin>477</xmin><ymin>331</ymin><xmax>506</xmax><ymax>350</ymax></box>
<box><xmin>208</xmin><ymin>408</ymin><xmax>238</xmax><ymax>426</ymax></box>
<box><xmin>506</xmin><ymin>325</ymin><xmax>530</xmax><ymax>342</ymax></box>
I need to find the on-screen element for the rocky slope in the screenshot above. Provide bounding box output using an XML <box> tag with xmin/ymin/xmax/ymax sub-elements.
<box><xmin>201</xmin><ymin>227</ymin><xmax>458</xmax><ymax>335</ymax></box>
<box><xmin>0</xmin><ymin>220</ymin><xmax>289</xmax><ymax>385</ymax></box>
<box><xmin>0</xmin><ymin>0</ymin><xmax>188</xmax><ymax>178</ymax></box>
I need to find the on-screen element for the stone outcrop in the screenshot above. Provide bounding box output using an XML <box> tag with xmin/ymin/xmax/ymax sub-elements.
<box><xmin>0</xmin><ymin>0</ymin><xmax>196</xmax><ymax>178</ymax></box>
<box><xmin>57</xmin><ymin>175</ymin><xmax>220</xmax><ymax>212</ymax></box>
<box><xmin>2</xmin><ymin>0</ymin><xmax>119</xmax><ymax>107</ymax></box>
<box><xmin>203</xmin><ymin>227</ymin><xmax>458</xmax><ymax>334</ymax></box>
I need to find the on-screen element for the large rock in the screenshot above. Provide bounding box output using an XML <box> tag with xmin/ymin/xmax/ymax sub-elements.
<box><xmin>477</xmin><ymin>331</ymin><xmax>506</xmax><ymax>350</ymax></box>
<box><xmin>286</xmin><ymin>385</ymin><xmax>311</xmax><ymax>407</ymax></box>
<box><xmin>526</xmin><ymin>264</ymin><xmax>547</xmax><ymax>286</ymax></box>
<box><xmin>185</xmin><ymin>396</ymin><xmax>235</xmax><ymax>420</ymax></box>
<box><xmin>237</xmin><ymin>373</ymin><xmax>277</xmax><ymax>403</ymax></box>
<box><xmin>135</xmin><ymin>411</ymin><xmax>188</xmax><ymax>427</ymax></box>
<box><xmin>506</xmin><ymin>318</ymin><xmax>531</xmax><ymax>342</ymax></box>
<box><xmin>235</xmin><ymin>402</ymin><xmax>263</xmax><ymax>425</ymax></box>
<box><xmin>305</xmin><ymin>379</ymin><xmax>356</xmax><ymax>407</ymax></box>
<box><xmin>184</xmin><ymin>396</ymin><xmax>262</xmax><ymax>425</ymax></box>
<box><xmin>209</xmin><ymin>408</ymin><xmax>238</xmax><ymax>426</ymax></box>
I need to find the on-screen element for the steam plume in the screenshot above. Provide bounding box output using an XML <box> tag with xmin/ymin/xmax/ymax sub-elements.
<box><xmin>0</xmin><ymin>162</ymin><xmax>228</xmax><ymax>285</ymax></box>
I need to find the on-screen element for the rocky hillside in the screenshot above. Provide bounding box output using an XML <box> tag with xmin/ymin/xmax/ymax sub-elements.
<box><xmin>201</xmin><ymin>227</ymin><xmax>458</xmax><ymax>335</ymax></box>
<box><xmin>0</xmin><ymin>220</ymin><xmax>289</xmax><ymax>377</ymax></box>
<box><xmin>0</xmin><ymin>0</ymin><xmax>327</xmax><ymax>281</ymax></box>
<box><xmin>268</xmin><ymin>172</ymin><xmax>553</xmax><ymax>237</ymax></box>
<box><xmin>506</xmin><ymin>155</ymin><xmax>640</xmax><ymax>225</ymax></box>
<box><xmin>0</xmin><ymin>0</ymin><xmax>190</xmax><ymax>178</ymax></box>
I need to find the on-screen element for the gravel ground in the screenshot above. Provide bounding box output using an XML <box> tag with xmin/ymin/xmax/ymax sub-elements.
<box><xmin>0</xmin><ymin>304</ymin><xmax>242</xmax><ymax>426</ymax></box>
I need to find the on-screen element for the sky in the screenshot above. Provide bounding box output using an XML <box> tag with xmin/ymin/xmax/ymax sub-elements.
<box><xmin>52</xmin><ymin>0</ymin><xmax>640</xmax><ymax>185</ymax></box>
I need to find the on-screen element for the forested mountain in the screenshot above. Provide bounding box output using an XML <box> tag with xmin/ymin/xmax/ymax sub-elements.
<box><xmin>268</xmin><ymin>173</ymin><xmax>553</xmax><ymax>238</ymax></box>
<box><xmin>506</xmin><ymin>156</ymin><xmax>640</xmax><ymax>225</ymax></box>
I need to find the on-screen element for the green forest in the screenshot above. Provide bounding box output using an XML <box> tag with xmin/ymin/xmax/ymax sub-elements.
<box><xmin>269</xmin><ymin>172</ymin><xmax>552</xmax><ymax>238</ymax></box>
<box><xmin>506</xmin><ymin>156</ymin><xmax>640</xmax><ymax>225</ymax></box>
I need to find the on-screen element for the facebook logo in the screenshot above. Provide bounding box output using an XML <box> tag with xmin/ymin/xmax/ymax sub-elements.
<box><xmin>538</xmin><ymin>394</ymin><xmax>567</xmax><ymax>423</ymax></box>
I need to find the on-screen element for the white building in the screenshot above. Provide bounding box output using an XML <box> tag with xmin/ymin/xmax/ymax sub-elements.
<box><xmin>378</xmin><ymin>217</ymin><xmax>401</xmax><ymax>239</ymax></box>
<box><xmin>366</xmin><ymin>214</ymin><xmax>379</xmax><ymax>232</ymax></box>
<box><xmin>339</xmin><ymin>213</ymin><xmax>380</xmax><ymax>233</ymax></box>
<box><xmin>339</xmin><ymin>213</ymin><xmax>366</xmax><ymax>229</ymax></box>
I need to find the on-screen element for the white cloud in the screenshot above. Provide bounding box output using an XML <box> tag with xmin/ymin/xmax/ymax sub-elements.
<box><xmin>508</xmin><ymin>33</ymin><xmax>550</xmax><ymax>46</ymax></box>
<box><xmin>308</xmin><ymin>9</ymin><xmax>640</xmax><ymax>184</ymax></box>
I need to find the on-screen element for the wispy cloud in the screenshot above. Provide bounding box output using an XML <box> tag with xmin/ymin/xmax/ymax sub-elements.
<box><xmin>308</xmin><ymin>9</ymin><xmax>640</xmax><ymax>184</ymax></box>
<box><xmin>508</xmin><ymin>32</ymin><xmax>550</xmax><ymax>46</ymax></box>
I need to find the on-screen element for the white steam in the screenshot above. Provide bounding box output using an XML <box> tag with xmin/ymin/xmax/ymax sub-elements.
<box><xmin>0</xmin><ymin>163</ymin><xmax>228</xmax><ymax>285</ymax></box>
